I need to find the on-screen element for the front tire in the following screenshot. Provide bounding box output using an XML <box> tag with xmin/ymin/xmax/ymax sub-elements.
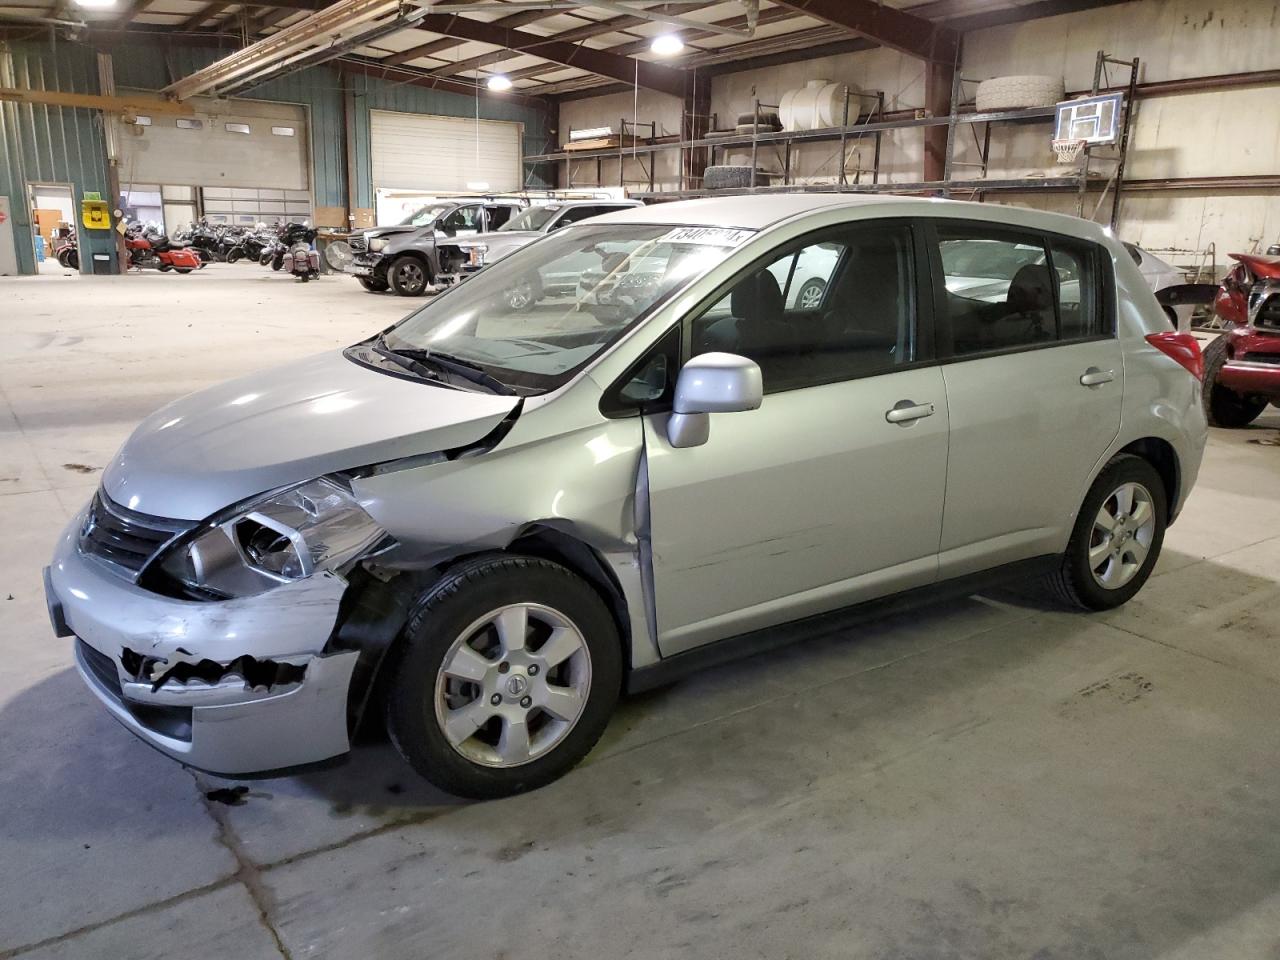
<box><xmin>1202</xmin><ymin>335</ymin><xmax>1268</xmax><ymax>427</ymax></box>
<box><xmin>358</xmin><ymin>276</ymin><xmax>389</xmax><ymax>293</ymax></box>
<box><xmin>795</xmin><ymin>277</ymin><xmax>826</xmax><ymax>310</ymax></box>
<box><xmin>389</xmin><ymin>256</ymin><xmax>429</xmax><ymax>296</ymax></box>
<box><xmin>1047</xmin><ymin>454</ymin><xmax>1167</xmax><ymax>610</ymax></box>
<box><xmin>384</xmin><ymin>555</ymin><xmax>621</xmax><ymax>799</ymax></box>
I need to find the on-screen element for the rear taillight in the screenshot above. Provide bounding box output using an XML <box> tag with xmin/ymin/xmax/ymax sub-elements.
<box><xmin>1146</xmin><ymin>332</ymin><xmax>1203</xmax><ymax>380</ymax></box>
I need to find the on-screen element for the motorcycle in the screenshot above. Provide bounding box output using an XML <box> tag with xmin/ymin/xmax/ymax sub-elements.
<box><xmin>124</xmin><ymin>223</ymin><xmax>203</xmax><ymax>273</ymax></box>
<box><xmin>52</xmin><ymin>229</ymin><xmax>78</xmax><ymax>270</ymax></box>
<box><xmin>272</xmin><ymin>222</ymin><xmax>319</xmax><ymax>280</ymax></box>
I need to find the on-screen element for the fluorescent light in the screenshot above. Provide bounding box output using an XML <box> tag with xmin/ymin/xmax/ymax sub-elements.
<box><xmin>651</xmin><ymin>33</ymin><xmax>684</xmax><ymax>56</ymax></box>
<box><xmin>486</xmin><ymin>74</ymin><xmax>512</xmax><ymax>92</ymax></box>
<box><xmin>569</xmin><ymin>126</ymin><xmax>614</xmax><ymax>141</ymax></box>
<box><xmin>466</xmin><ymin>181</ymin><xmax>490</xmax><ymax>191</ymax></box>
<box><xmin>74</xmin><ymin>0</ymin><xmax>116</xmax><ymax>7</ymax></box>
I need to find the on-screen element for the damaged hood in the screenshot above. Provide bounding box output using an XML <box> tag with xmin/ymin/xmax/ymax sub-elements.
<box><xmin>102</xmin><ymin>350</ymin><xmax>519</xmax><ymax>521</ymax></box>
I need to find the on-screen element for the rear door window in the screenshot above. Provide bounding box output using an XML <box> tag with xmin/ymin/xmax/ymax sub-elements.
<box><xmin>933</xmin><ymin>223</ymin><xmax>1107</xmax><ymax>356</ymax></box>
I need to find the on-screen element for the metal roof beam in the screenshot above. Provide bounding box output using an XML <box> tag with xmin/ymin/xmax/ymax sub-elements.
<box><xmin>774</xmin><ymin>0</ymin><xmax>959</xmax><ymax>63</ymax></box>
<box><xmin>412</xmin><ymin>12</ymin><xmax>688</xmax><ymax>96</ymax></box>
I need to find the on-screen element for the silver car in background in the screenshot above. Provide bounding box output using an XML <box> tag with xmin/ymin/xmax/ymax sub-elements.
<box><xmin>45</xmin><ymin>195</ymin><xmax>1207</xmax><ymax>799</ymax></box>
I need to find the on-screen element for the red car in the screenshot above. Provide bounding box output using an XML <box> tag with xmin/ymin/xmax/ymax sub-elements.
<box><xmin>1202</xmin><ymin>253</ymin><xmax>1280</xmax><ymax>426</ymax></box>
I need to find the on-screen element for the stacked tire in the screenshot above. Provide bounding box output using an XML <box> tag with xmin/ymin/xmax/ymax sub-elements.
<box><xmin>975</xmin><ymin>75</ymin><xmax>1065</xmax><ymax>111</ymax></box>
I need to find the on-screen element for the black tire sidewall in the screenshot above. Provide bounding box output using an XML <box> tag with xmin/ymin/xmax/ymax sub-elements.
<box><xmin>1064</xmin><ymin>456</ymin><xmax>1167</xmax><ymax>610</ymax></box>
<box><xmin>385</xmin><ymin>556</ymin><xmax>622</xmax><ymax>799</ymax></box>
<box><xmin>389</xmin><ymin>256</ymin><xmax>428</xmax><ymax>296</ymax></box>
<box><xmin>1202</xmin><ymin>334</ymin><xmax>1267</xmax><ymax>427</ymax></box>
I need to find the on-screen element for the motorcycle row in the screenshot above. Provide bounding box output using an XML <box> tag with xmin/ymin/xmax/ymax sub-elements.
<box><xmin>54</xmin><ymin>219</ymin><xmax>321</xmax><ymax>280</ymax></box>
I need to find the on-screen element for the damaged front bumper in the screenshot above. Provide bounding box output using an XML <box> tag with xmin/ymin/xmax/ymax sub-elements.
<box><xmin>46</xmin><ymin>511</ymin><xmax>358</xmax><ymax>775</ymax></box>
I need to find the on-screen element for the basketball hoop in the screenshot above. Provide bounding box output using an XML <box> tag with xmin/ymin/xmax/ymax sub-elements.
<box><xmin>1052</xmin><ymin>138</ymin><xmax>1087</xmax><ymax>164</ymax></box>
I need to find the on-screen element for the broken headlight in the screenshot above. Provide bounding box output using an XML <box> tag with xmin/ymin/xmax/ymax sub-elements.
<box><xmin>156</xmin><ymin>478</ymin><xmax>388</xmax><ymax>598</ymax></box>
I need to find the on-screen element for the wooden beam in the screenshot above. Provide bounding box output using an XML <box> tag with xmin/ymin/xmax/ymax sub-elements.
<box><xmin>412</xmin><ymin>13</ymin><xmax>687</xmax><ymax>97</ymax></box>
<box><xmin>0</xmin><ymin>87</ymin><xmax>194</xmax><ymax>115</ymax></box>
<box><xmin>774</xmin><ymin>0</ymin><xmax>959</xmax><ymax>64</ymax></box>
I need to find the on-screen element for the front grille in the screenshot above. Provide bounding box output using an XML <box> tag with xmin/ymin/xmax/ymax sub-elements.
<box><xmin>77</xmin><ymin>639</ymin><xmax>193</xmax><ymax>741</ymax></box>
<box><xmin>79</xmin><ymin>492</ymin><xmax>195</xmax><ymax>578</ymax></box>
<box><xmin>77</xmin><ymin>638</ymin><xmax>122</xmax><ymax>699</ymax></box>
<box><xmin>348</xmin><ymin>235</ymin><xmax>367</xmax><ymax>253</ymax></box>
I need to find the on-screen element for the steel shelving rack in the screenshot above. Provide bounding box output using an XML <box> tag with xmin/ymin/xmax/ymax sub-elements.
<box><xmin>521</xmin><ymin>50</ymin><xmax>1140</xmax><ymax>227</ymax></box>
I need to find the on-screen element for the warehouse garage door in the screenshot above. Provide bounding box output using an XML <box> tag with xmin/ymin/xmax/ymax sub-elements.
<box><xmin>370</xmin><ymin>109</ymin><xmax>521</xmax><ymax>193</ymax></box>
<box><xmin>116</xmin><ymin>96</ymin><xmax>311</xmax><ymax>230</ymax></box>
<box><xmin>117</xmin><ymin>96</ymin><xmax>309</xmax><ymax>190</ymax></box>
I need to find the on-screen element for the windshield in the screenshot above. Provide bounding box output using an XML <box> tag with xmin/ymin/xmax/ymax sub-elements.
<box><xmin>378</xmin><ymin>223</ymin><xmax>749</xmax><ymax>394</ymax></box>
<box><xmin>500</xmin><ymin>206</ymin><xmax>560</xmax><ymax>232</ymax></box>
<box><xmin>397</xmin><ymin>204</ymin><xmax>451</xmax><ymax>227</ymax></box>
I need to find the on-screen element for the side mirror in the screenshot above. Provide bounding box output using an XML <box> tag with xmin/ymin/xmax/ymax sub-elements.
<box><xmin>667</xmin><ymin>352</ymin><xmax>763</xmax><ymax>449</ymax></box>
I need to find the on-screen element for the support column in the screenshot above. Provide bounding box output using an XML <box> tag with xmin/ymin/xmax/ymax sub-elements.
<box><xmin>681</xmin><ymin>70</ymin><xmax>711</xmax><ymax>192</ymax></box>
<box><xmin>96</xmin><ymin>51</ymin><xmax>127</xmax><ymax>274</ymax></box>
<box><xmin>924</xmin><ymin>58</ymin><xmax>954</xmax><ymax>184</ymax></box>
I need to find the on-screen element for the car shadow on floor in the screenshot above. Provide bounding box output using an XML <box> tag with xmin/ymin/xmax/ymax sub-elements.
<box><xmin>8</xmin><ymin>546</ymin><xmax>1272</xmax><ymax>826</ymax></box>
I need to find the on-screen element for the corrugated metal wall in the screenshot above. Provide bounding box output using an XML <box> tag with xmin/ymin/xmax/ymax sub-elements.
<box><xmin>2</xmin><ymin>39</ymin><xmax>555</xmax><ymax>273</ymax></box>
<box><xmin>0</xmin><ymin>41</ymin><xmax>113</xmax><ymax>275</ymax></box>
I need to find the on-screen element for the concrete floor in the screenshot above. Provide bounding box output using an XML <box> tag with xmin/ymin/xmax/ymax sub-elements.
<box><xmin>2</xmin><ymin>264</ymin><xmax>1280</xmax><ymax>959</ymax></box>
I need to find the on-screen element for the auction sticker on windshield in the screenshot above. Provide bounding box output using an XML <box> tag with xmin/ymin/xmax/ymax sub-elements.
<box><xmin>658</xmin><ymin>226</ymin><xmax>756</xmax><ymax>246</ymax></box>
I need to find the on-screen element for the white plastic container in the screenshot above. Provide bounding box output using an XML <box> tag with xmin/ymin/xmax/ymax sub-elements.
<box><xmin>779</xmin><ymin>80</ymin><xmax>850</xmax><ymax>132</ymax></box>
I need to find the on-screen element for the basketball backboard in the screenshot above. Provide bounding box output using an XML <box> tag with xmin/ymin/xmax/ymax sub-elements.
<box><xmin>1053</xmin><ymin>92</ymin><xmax>1124</xmax><ymax>144</ymax></box>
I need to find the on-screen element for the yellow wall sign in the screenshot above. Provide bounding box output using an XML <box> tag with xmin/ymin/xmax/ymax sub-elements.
<box><xmin>81</xmin><ymin>199</ymin><xmax>111</xmax><ymax>230</ymax></box>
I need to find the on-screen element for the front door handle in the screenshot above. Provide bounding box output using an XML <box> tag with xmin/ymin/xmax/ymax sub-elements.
<box><xmin>886</xmin><ymin>400</ymin><xmax>935</xmax><ymax>424</ymax></box>
<box><xmin>1079</xmin><ymin>367</ymin><xmax>1115</xmax><ymax>387</ymax></box>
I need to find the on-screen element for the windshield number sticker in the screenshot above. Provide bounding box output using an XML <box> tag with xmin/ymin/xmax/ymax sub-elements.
<box><xmin>658</xmin><ymin>227</ymin><xmax>756</xmax><ymax>247</ymax></box>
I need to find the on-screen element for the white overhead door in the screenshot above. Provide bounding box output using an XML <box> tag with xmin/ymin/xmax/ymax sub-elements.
<box><xmin>115</xmin><ymin>95</ymin><xmax>309</xmax><ymax>191</ymax></box>
<box><xmin>370</xmin><ymin>109</ymin><xmax>521</xmax><ymax>193</ymax></box>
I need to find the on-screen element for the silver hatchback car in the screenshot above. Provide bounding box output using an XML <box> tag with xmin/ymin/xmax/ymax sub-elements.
<box><xmin>46</xmin><ymin>195</ymin><xmax>1207</xmax><ymax>798</ymax></box>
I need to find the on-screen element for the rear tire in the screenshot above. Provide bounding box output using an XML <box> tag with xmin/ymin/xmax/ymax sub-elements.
<box><xmin>66</xmin><ymin>250</ymin><xmax>79</xmax><ymax>270</ymax></box>
<box><xmin>1202</xmin><ymin>335</ymin><xmax>1268</xmax><ymax>427</ymax></box>
<box><xmin>157</xmin><ymin>263</ymin><xmax>172</xmax><ymax>273</ymax></box>
<box><xmin>384</xmin><ymin>554</ymin><xmax>621</xmax><ymax>799</ymax></box>
<box><xmin>175</xmin><ymin>267</ymin><xmax>193</xmax><ymax>274</ymax></box>
<box><xmin>1047</xmin><ymin>454</ymin><xmax>1167</xmax><ymax>611</ymax></box>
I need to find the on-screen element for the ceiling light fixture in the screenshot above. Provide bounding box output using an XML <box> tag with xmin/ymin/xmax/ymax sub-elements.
<box><xmin>74</xmin><ymin>0</ymin><xmax>117</xmax><ymax>7</ymax></box>
<box><xmin>486</xmin><ymin>74</ymin><xmax>512</xmax><ymax>92</ymax></box>
<box><xmin>650</xmin><ymin>33</ymin><xmax>684</xmax><ymax>56</ymax></box>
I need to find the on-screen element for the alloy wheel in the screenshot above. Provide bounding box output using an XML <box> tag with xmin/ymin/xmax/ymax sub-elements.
<box><xmin>797</xmin><ymin>279</ymin><xmax>825</xmax><ymax>310</ymax></box>
<box><xmin>433</xmin><ymin>603</ymin><xmax>592</xmax><ymax>768</ymax></box>
<box><xmin>505</xmin><ymin>280</ymin><xmax>534</xmax><ymax>310</ymax></box>
<box><xmin>396</xmin><ymin>261</ymin><xmax>425</xmax><ymax>293</ymax></box>
<box><xmin>1088</xmin><ymin>481</ymin><xmax>1156</xmax><ymax>590</ymax></box>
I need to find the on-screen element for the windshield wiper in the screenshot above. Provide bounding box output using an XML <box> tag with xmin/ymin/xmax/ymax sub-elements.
<box><xmin>374</xmin><ymin>337</ymin><xmax>515</xmax><ymax>396</ymax></box>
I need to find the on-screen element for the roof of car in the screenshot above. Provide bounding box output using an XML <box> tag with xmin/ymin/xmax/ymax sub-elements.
<box><xmin>586</xmin><ymin>193</ymin><xmax>1109</xmax><ymax>243</ymax></box>
<box><xmin>546</xmin><ymin>198</ymin><xmax>643</xmax><ymax>206</ymax></box>
<box><xmin>589</xmin><ymin>194</ymin><xmax>924</xmax><ymax>230</ymax></box>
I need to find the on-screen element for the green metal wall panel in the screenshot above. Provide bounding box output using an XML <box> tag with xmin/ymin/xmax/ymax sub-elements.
<box><xmin>0</xmin><ymin>41</ymin><xmax>114</xmax><ymax>275</ymax></box>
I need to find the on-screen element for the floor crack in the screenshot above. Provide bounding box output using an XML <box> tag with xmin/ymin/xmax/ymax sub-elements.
<box><xmin>192</xmin><ymin>771</ymin><xmax>295</xmax><ymax>960</ymax></box>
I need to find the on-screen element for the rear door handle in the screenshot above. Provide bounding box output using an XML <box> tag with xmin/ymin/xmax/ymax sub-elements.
<box><xmin>1079</xmin><ymin>367</ymin><xmax>1115</xmax><ymax>387</ymax></box>
<box><xmin>886</xmin><ymin>400</ymin><xmax>935</xmax><ymax>424</ymax></box>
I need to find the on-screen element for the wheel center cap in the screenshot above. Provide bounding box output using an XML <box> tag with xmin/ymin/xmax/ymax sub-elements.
<box><xmin>505</xmin><ymin>674</ymin><xmax>529</xmax><ymax>697</ymax></box>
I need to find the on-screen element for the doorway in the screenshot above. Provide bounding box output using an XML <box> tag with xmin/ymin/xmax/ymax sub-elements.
<box><xmin>27</xmin><ymin>182</ymin><xmax>78</xmax><ymax>276</ymax></box>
